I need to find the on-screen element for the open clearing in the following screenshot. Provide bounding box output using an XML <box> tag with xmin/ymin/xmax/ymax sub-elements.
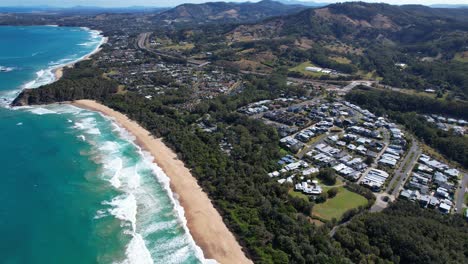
<box><xmin>312</xmin><ymin>187</ymin><xmax>367</xmax><ymax>221</ymax></box>
<box><xmin>453</xmin><ymin>51</ymin><xmax>468</xmax><ymax>63</ymax></box>
<box><xmin>289</xmin><ymin>61</ymin><xmax>326</xmax><ymax>77</ymax></box>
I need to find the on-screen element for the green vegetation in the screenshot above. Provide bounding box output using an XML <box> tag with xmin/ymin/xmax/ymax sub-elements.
<box><xmin>289</xmin><ymin>61</ymin><xmax>325</xmax><ymax>77</ymax></box>
<box><xmin>15</xmin><ymin>63</ymin><xmax>352</xmax><ymax>263</ymax></box>
<box><xmin>288</xmin><ymin>189</ymin><xmax>309</xmax><ymax>202</ymax></box>
<box><xmin>317</xmin><ymin>168</ymin><xmax>337</xmax><ymax>185</ymax></box>
<box><xmin>7</xmin><ymin>2</ymin><xmax>468</xmax><ymax>262</ymax></box>
<box><xmin>330</xmin><ymin>56</ymin><xmax>351</xmax><ymax>64</ymax></box>
<box><xmin>160</xmin><ymin>43</ymin><xmax>195</xmax><ymax>51</ymax></box>
<box><xmin>335</xmin><ymin>201</ymin><xmax>468</xmax><ymax>264</ymax></box>
<box><xmin>313</xmin><ymin>187</ymin><xmax>368</xmax><ymax>221</ymax></box>
<box><xmin>453</xmin><ymin>51</ymin><xmax>468</xmax><ymax>63</ymax></box>
<box><xmin>346</xmin><ymin>87</ymin><xmax>468</xmax><ymax>166</ymax></box>
<box><xmin>12</xmin><ymin>61</ymin><xmax>118</xmax><ymax>106</ymax></box>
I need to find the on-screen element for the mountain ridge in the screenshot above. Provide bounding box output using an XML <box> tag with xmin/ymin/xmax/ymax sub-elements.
<box><xmin>154</xmin><ymin>0</ymin><xmax>307</xmax><ymax>23</ymax></box>
<box><xmin>227</xmin><ymin>2</ymin><xmax>468</xmax><ymax>44</ymax></box>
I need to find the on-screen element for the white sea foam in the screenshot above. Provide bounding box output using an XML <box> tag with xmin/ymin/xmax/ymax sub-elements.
<box><xmin>122</xmin><ymin>165</ymin><xmax>141</xmax><ymax>190</ymax></box>
<box><xmin>0</xmin><ymin>27</ymin><xmax>106</xmax><ymax>106</ymax></box>
<box><xmin>121</xmin><ymin>233</ymin><xmax>153</xmax><ymax>264</ymax></box>
<box><xmin>23</xmin><ymin>69</ymin><xmax>56</xmax><ymax>89</ymax></box>
<box><xmin>73</xmin><ymin>117</ymin><xmax>102</xmax><ymax>135</ymax></box>
<box><xmin>78</xmin><ymin>41</ymin><xmax>100</xmax><ymax>47</ymax></box>
<box><xmin>48</xmin><ymin>104</ymin><xmax>83</xmax><ymax>115</ymax></box>
<box><xmin>99</xmin><ymin>141</ymin><xmax>120</xmax><ymax>153</ymax></box>
<box><xmin>104</xmin><ymin>193</ymin><xmax>137</xmax><ymax>232</ymax></box>
<box><xmin>28</xmin><ymin>107</ymin><xmax>57</xmax><ymax>115</ymax></box>
<box><xmin>158</xmin><ymin>244</ymin><xmax>191</xmax><ymax>264</ymax></box>
<box><xmin>86</xmin><ymin>128</ymin><xmax>101</xmax><ymax>135</ymax></box>
<box><xmin>49</xmin><ymin>56</ymin><xmax>78</xmax><ymax>67</ymax></box>
<box><xmin>132</xmin><ymin>139</ymin><xmax>210</xmax><ymax>263</ymax></box>
<box><xmin>94</xmin><ymin>209</ymin><xmax>108</xmax><ymax>219</ymax></box>
<box><xmin>85</xmin><ymin>113</ymin><xmax>212</xmax><ymax>263</ymax></box>
<box><xmin>141</xmin><ymin>220</ymin><xmax>177</xmax><ymax>236</ymax></box>
<box><xmin>106</xmin><ymin>157</ymin><xmax>123</xmax><ymax>189</ymax></box>
<box><xmin>2</xmin><ymin>24</ymin><xmax>208</xmax><ymax>262</ymax></box>
<box><xmin>16</xmin><ymin>122</ymin><xmax>23</xmax><ymax>126</ymax></box>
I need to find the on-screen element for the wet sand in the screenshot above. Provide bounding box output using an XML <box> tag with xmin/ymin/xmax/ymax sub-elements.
<box><xmin>72</xmin><ymin>99</ymin><xmax>252</xmax><ymax>264</ymax></box>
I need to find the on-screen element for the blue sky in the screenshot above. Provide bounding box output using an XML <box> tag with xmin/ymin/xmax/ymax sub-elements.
<box><xmin>2</xmin><ymin>0</ymin><xmax>467</xmax><ymax>7</ymax></box>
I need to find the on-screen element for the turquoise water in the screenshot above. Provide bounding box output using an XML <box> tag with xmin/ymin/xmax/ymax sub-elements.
<box><xmin>0</xmin><ymin>26</ymin><xmax>204</xmax><ymax>264</ymax></box>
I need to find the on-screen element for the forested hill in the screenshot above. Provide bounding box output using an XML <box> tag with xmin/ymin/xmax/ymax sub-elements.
<box><xmin>154</xmin><ymin>0</ymin><xmax>306</xmax><ymax>24</ymax></box>
<box><xmin>224</xmin><ymin>2</ymin><xmax>468</xmax><ymax>98</ymax></box>
<box><xmin>335</xmin><ymin>201</ymin><xmax>468</xmax><ymax>263</ymax></box>
<box><xmin>228</xmin><ymin>2</ymin><xmax>468</xmax><ymax>44</ymax></box>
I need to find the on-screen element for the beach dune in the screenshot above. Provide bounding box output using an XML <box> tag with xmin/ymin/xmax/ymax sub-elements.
<box><xmin>72</xmin><ymin>100</ymin><xmax>252</xmax><ymax>264</ymax></box>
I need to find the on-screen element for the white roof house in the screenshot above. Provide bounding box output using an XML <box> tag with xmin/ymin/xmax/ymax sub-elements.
<box><xmin>305</xmin><ymin>66</ymin><xmax>322</xmax><ymax>72</ymax></box>
<box><xmin>445</xmin><ymin>168</ymin><xmax>459</xmax><ymax>178</ymax></box>
<box><xmin>439</xmin><ymin>202</ymin><xmax>451</xmax><ymax>214</ymax></box>
<box><xmin>268</xmin><ymin>171</ymin><xmax>280</xmax><ymax>178</ymax></box>
<box><xmin>302</xmin><ymin>167</ymin><xmax>319</xmax><ymax>176</ymax></box>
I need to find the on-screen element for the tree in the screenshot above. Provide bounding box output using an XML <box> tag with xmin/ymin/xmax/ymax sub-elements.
<box><xmin>327</xmin><ymin>187</ymin><xmax>339</xmax><ymax>198</ymax></box>
<box><xmin>316</xmin><ymin>192</ymin><xmax>328</xmax><ymax>203</ymax></box>
<box><xmin>318</xmin><ymin>168</ymin><xmax>337</xmax><ymax>185</ymax></box>
<box><xmin>365</xmin><ymin>156</ymin><xmax>374</xmax><ymax>166</ymax></box>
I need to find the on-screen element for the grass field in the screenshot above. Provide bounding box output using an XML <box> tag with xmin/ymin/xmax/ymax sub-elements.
<box><xmin>312</xmin><ymin>187</ymin><xmax>367</xmax><ymax>221</ymax></box>
<box><xmin>453</xmin><ymin>51</ymin><xmax>468</xmax><ymax>63</ymax></box>
<box><xmin>160</xmin><ymin>43</ymin><xmax>194</xmax><ymax>51</ymax></box>
<box><xmin>330</xmin><ymin>56</ymin><xmax>351</xmax><ymax>64</ymax></box>
<box><xmin>289</xmin><ymin>61</ymin><xmax>326</xmax><ymax>77</ymax></box>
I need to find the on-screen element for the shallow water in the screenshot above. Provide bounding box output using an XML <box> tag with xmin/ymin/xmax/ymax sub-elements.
<box><xmin>0</xmin><ymin>26</ymin><xmax>204</xmax><ymax>264</ymax></box>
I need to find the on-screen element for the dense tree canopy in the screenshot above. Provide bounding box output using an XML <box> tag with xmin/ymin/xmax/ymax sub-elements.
<box><xmin>335</xmin><ymin>201</ymin><xmax>468</xmax><ymax>264</ymax></box>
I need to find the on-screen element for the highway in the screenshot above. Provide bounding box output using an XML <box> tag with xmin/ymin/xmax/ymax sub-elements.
<box><xmin>136</xmin><ymin>32</ymin><xmax>208</xmax><ymax>66</ymax></box>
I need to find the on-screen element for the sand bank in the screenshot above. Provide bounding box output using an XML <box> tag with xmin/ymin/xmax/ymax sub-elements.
<box><xmin>72</xmin><ymin>100</ymin><xmax>252</xmax><ymax>264</ymax></box>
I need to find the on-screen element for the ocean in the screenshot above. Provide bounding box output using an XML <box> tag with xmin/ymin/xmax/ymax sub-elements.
<box><xmin>0</xmin><ymin>26</ymin><xmax>204</xmax><ymax>264</ymax></box>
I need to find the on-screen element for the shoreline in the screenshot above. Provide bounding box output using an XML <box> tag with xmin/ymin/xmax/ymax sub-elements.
<box><xmin>71</xmin><ymin>99</ymin><xmax>252</xmax><ymax>264</ymax></box>
<box><xmin>52</xmin><ymin>33</ymin><xmax>108</xmax><ymax>81</ymax></box>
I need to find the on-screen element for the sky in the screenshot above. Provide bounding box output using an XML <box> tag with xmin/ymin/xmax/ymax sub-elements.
<box><xmin>2</xmin><ymin>0</ymin><xmax>468</xmax><ymax>7</ymax></box>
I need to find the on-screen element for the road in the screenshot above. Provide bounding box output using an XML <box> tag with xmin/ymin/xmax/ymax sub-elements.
<box><xmin>137</xmin><ymin>35</ymin><xmax>375</xmax><ymax>94</ymax></box>
<box><xmin>296</xmin><ymin>133</ymin><xmax>329</xmax><ymax>159</ymax></box>
<box><xmin>357</xmin><ymin>128</ymin><xmax>390</xmax><ymax>184</ymax></box>
<box><xmin>136</xmin><ymin>32</ymin><xmax>208</xmax><ymax>66</ymax></box>
<box><xmin>455</xmin><ymin>172</ymin><xmax>468</xmax><ymax>214</ymax></box>
<box><xmin>341</xmin><ymin>80</ymin><xmax>374</xmax><ymax>93</ymax></box>
<box><xmin>136</xmin><ymin>32</ymin><xmax>150</xmax><ymax>50</ymax></box>
<box><xmin>388</xmin><ymin>137</ymin><xmax>421</xmax><ymax>197</ymax></box>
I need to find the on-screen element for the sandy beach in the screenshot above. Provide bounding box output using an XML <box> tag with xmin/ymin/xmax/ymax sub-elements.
<box><xmin>72</xmin><ymin>99</ymin><xmax>252</xmax><ymax>264</ymax></box>
<box><xmin>53</xmin><ymin>35</ymin><xmax>108</xmax><ymax>80</ymax></box>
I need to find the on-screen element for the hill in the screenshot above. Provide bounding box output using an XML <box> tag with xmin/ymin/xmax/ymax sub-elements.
<box><xmin>228</xmin><ymin>2</ymin><xmax>468</xmax><ymax>44</ymax></box>
<box><xmin>220</xmin><ymin>2</ymin><xmax>468</xmax><ymax>97</ymax></box>
<box><xmin>154</xmin><ymin>0</ymin><xmax>307</xmax><ymax>24</ymax></box>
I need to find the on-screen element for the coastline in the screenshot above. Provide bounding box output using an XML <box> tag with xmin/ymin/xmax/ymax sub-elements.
<box><xmin>52</xmin><ymin>33</ymin><xmax>108</xmax><ymax>80</ymax></box>
<box><xmin>71</xmin><ymin>99</ymin><xmax>252</xmax><ymax>264</ymax></box>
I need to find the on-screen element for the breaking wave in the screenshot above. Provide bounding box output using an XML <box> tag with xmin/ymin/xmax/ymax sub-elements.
<box><xmin>68</xmin><ymin>108</ymin><xmax>209</xmax><ymax>264</ymax></box>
